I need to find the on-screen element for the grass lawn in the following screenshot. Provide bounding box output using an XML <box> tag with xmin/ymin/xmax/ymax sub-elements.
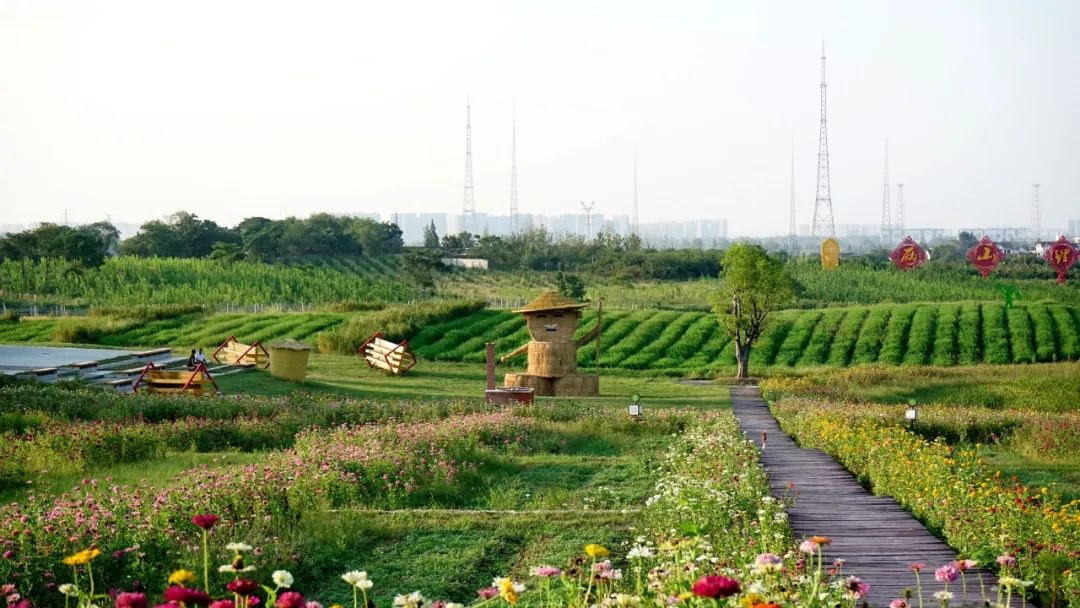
<box><xmin>985</xmin><ymin>448</ymin><xmax>1080</xmax><ymax>502</ymax></box>
<box><xmin>216</xmin><ymin>354</ymin><xmax>734</xmax><ymax>408</ymax></box>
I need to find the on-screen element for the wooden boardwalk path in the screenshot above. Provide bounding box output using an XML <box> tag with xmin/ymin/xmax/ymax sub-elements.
<box><xmin>731</xmin><ymin>385</ymin><xmax>1002</xmax><ymax>605</ymax></box>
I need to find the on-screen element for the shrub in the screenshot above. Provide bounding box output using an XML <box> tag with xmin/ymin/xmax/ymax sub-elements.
<box><xmin>316</xmin><ymin>300</ymin><xmax>486</xmax><ymax>354</ymax></box>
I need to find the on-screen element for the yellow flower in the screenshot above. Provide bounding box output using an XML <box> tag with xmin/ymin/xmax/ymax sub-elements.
<box><xmin>584</xmin><ymin>544</ymin><xmax>610</xmax><ymax>558</ymax></box>
<box><xmin>168</xmin><ymin>569</ymin><xmax>198</xmax><ymax>586</ymax></box>
<box><xmin>62</xmin><ymin>548</ymin><xmax>101</xmax><ymax>566</ymax></box>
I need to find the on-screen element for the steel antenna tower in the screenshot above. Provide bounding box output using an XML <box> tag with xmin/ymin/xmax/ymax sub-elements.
<box><xmin>463</xmin><ymin>97</ymin><xmax>475</xmax><ymax>234</ymax></box>
<box><xmin>789</xmin><ymin>140</ymin><xmax>796</xmax><ymax>241</ymax></box>
<box><xmin>632</xmin><ymin>154</ymin><xmax>639</xmax><ymax>236</ymax></box>
<box><xmin>580</xmin><ymin>201</ymin><xmax>596</xmax><ymax>239</ymax></box>
<box><xmin>1031</xmin><ymin>183</ymin><xmax>1042</xmax><ymax>244</ymax></box>
<box><xmin>811</xmin><ymin>41</ymin><xmax>835</xmax><ymax>238</ymax></box>
<box><xmin>510</xmin><ymin>105</ymin><xmax>518</xmax><ymax>233</ymax></box>
<box><xmin>896</xmin><ymin>183</ymin><xmax>905</xmax><ymax>235</ymax></box>
<box><xmin>881</xmin><ymin>139</ymin><xmax>891</xmax><ymax>243</ymax></box>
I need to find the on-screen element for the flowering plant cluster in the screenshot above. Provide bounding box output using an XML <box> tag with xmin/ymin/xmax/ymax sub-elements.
<box><xmin>770</xmin><ymin>396</ymin><xmax>1080</xmax><ymax>605</ymax></box>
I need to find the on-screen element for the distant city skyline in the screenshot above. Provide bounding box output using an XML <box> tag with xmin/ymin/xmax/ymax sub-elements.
<box><xmin>1</xmin><ymin>1</ymin><xmax>1079</xmax><ymax>236</ymax></box>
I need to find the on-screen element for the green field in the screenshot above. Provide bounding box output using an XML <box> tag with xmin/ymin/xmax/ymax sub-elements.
<box><xmin>408</xmin><ymin>302</ymin><xmax>1080</xmax><ymax>374</ymax></box>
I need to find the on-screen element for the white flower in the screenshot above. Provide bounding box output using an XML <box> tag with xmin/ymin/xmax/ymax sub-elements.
<box><xmin>392</xmin><ymin>591</ymin><xmax>425</xmax><ymax>608</ymax></box>
<box><xmin>219</xmin><ymin>564</ymin><xmax>257</xmax><ymax>573</ymax></box>
<box><xmin>226</xmin><ymin>542</ymin><xmax>253</xmax><ymax>552</ymax></box>
<box><xmin>273</xmin><ymin>570</ymin><xmax>294</xmax><ymax>588</ymax></box>
<box><xmin>933</xmin><ymin>591</ymin><xmax>954</xmax><ymax>601</ymax></box>
<box><xmin>342</xmin><ymin>571</ymin><xmax>371</xmax><ymax>588</ymax></box>
<box><xmin>445</xmin><ymin>604</ymin><xmax>463</xmax><ymax>608</ymax></box>
<box><xmin>612</xmin><ymin>594</ymin><xmax>641</xmax><ymax>607</ymax></box>
<box><xmin>58</xmin><ymin>584</ymin><xmax>79</xmax><ymax>597</ymax></box>
<box><xmin>627</xmin><ymin>545</ymin><xmax>654</xmax><ymax>559</ymax></box>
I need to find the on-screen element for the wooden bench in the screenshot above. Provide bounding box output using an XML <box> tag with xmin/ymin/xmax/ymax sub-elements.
<box><xmin>212</xmin><ymin>336</ymin><xmax>270</xmax><ymax>368</ymax></box>
<box><xmin>132</xmin><ymin>362</ymin><xmax>219</xmax><ymax>396</ymax></box>
<box><xmin>359</xmin><ymin>333</ymin><xmax>417</xmax><ymax>375</ymax></box>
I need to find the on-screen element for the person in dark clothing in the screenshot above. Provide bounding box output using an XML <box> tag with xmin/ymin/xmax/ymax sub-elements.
<box><xmin>187</xmin><ymin>349</ymin><xmax>197</xmax><ymax>370</ymax></box>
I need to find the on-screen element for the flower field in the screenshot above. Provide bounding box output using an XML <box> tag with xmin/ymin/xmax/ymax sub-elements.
<box><xmin>761</xmin><ymin>377</ymin><xmax>1080</xmax><ymax>605</ymax></box>
<box><xmin>0</xmin><ymin>383</ymin><xmax>893</xmax><ymax>608</ymax></box>
<box><xmin>408</xmin><ymin>302</ymin><xmax>1080</xmax><ymax>374</ymax></box>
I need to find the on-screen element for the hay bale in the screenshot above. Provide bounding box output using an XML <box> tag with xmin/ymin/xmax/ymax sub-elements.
<box><xmin>526</xmin><ymin>341</ymin><xmax>578</xmax><ymax>376</ymax></box>
<box><xmin>503</xmin><ymin>373</ymin><xmax>554</xmax><ymax>396</ymax></box>
<box><xmin>553</xmin><ymin>374</ymin><xmax>599</xmax><ymax>397</ymax></box>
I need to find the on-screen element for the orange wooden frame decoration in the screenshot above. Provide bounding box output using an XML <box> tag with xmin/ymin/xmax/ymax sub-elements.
<box><xmin>212</xmin><ymin>335</ymin><xmax>271</xmax><ymax>368</ymax></box>
<box><xmin>131</xmin><ymin>362</ymin><xmax>220</xmax><ymax>394</ymax></box>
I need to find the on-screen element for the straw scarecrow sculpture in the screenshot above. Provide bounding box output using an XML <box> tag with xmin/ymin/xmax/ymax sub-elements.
<box><xmin>499</xmin><ymin>290</ymin><xmax>601</xmax><ymax>397</ymax></box>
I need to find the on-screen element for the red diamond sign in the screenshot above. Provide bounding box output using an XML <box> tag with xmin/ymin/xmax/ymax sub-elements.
<box><xmin>889</xmin><ymin>236</ymin><xmax>928</xmax><ymax>271</ymax></box>
<box><xmin>965</xmin><ymin>236</ymin><xmax>1005</xmax><ymax>279</ymax></box>
<box><xmin>1043</xmin><ymin>235</ymin><xmax>1079</xmax><ymax>284</ymax></box>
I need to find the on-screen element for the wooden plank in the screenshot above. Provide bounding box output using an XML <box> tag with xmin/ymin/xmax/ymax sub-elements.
<box><xmin>730</xmin><ymin>385</ymin><xmax>1012</xmax><ymax>607</ymax></box>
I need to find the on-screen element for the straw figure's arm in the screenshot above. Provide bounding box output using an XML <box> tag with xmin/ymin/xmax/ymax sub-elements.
<box><xmin>574</xmin><ymin>325</ymin><xmax>601</xmax><ymax>348</ymax></box>
<box><xmin>499</xmin><ymin>342</ymin><xmax>530</xmax><ymax>363</ymax></box>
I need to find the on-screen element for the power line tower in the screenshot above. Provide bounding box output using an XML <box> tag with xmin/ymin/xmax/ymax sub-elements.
<box><xmin>881</xmin><ymin>139</ymin><xmax>891</xmax><ymax>243</ymax></box>
<box><xmin>789</xmin><ymin>141</ymin><xmax>796</xmax><ymax>238</ymax></box>
<box><xmin>811</xmin><ymin>41</ymin><xmax>835</xmax><ymax>238</ymax></box>
<box><xmin>580</xmin><ymin>201</ymin><xmax>595</xmax><ymax>239</ymax></box>
<box><xmin>462</xmin><ymin>97</ymin><xmax>475</xmax><ymax>234</ymax></box>
<box><xmin>632</xmin><ymin>154</ymin><xmax>639</xmax><ymax>237</ymax></box>
<box><xmin>510</xmin><ymin>106</ymin><xmax>518</xmax><ymax>233</ymax></box>
<box><xmin>896</xmin><ymin>183</ymin><xmax>905</xmax><ymax>235</ymax></box>
<box><xmin>1031</xmin><ymin>183</ymin><xmax>1042</xmax><ymax>244</ymax></box>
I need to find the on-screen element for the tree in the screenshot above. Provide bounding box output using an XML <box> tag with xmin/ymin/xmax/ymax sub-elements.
<box><xmin>712</xmin><ymin>244</ymin><xmax>794</xmax><ymax>379</ymax></box>
<box><xmin>423</xmin><ymin>220</ymin><xmax>440</xmax><ymax>249</ymax></box>
<box><xmin>0</xmin><ymin>222</ymin><xmax>117</xmax><ymax>267</ymax></box>
<box><xmin>555</xmin><ymin>271</ymin><xmax>587</xmax><ymax>301</ymax></box>
<box><xmin>349</xmin><ymin>218</ymin><xmax>404</xmax><ymax>256</ymax></box>
<box><xmin>119</xmin><ymin>212</ymin><xmax>238</xmax><ymax>258</ymax></box>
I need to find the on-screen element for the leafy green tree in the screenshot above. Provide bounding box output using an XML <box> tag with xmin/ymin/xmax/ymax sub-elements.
<box><xmin>349</xmin><ymin>218</ymin><xmax>404</xmax><ymax>256</ymax></box>
<box><xmin>555</xmin><ymin>272</ymin><xmax>587</xmax><ymax>301</ymax></box>
<box><xmin>423</xmin><ymin>220</ymin><xmax>440</xmax><ymax>249</ymax></box>
<box><xmin>712</xmin><ymin>244</ymin><xmax>795</xmax><ymax>379</ymax></box>
<box><xmin>0</xmin><ymin>222</ymin><xmax>117</xmax><ymax>267</ymax></box>
<box><xmin>120</xmin><ymin>212</ymin><xmax>238</xmax><ymax>258</ymax></box>
<box><xmin>209</xmin><ymin>241</ymin><xmax>246</xmax><ymax>262</ymax></box>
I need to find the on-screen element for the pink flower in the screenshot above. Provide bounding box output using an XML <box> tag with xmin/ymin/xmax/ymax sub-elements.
<box><xmin>996</xmin><ymin>555</ymin><xmax>1017</xmax><ymax>568</ymax></box>
<box><xmin>226</xmin><ymin>580</ymin><xmax>259</xmax><ymax>596</ymax></box>
<box><xmin>305</xmin><ymin>602</ymin><xmax>323</xmax><ymax>608</ymax></box>
<box><xmin>890</xmin><ymin>600</ymin><xmax>909</xmax><ymax>608</ymax></box>
<box><xmin>191</xmin><ymin>514</ymin><xmax>220</xmax><ymax>530</ymax></box>
<box><xmin>162</xmin><ymin>588</ymin><xmax>210</xmax><ymax>607</ymax></box>
<box><xmin>210</xmin><ymin>601</ymin><xmax>234</xmax><ymax>608</ymax></box>
<box><xmin>2</xmin><ymin>550</ymin><xmax>14</xmax><ymax>560</ymax></box>
<box><xmin>530</xmin><ymin>566</ymin><xmax>562</xmax><ymax>577</ymax></box>
<box><xmin>477</xmin><ymin>588</ymin><xmax>499</xmax><ymax>600</ymax></box>
<box><xmin>798</xmin><ymin>540</ymin><xmax>819</xmax><ymax>554</ymax></box>
<box><xmin>908</xmin><ymin>563</ymin><xmax>926</xmax><ymax>573</ymax></box>
<box><xmin>117</xmin><ymin>593</ymin><xmax>149</xmax><ymax>608</ymax></box>
<box><xmin>953</xmin><ymin>559</ymin><xmax>977</xmax><ymax>572</ymax></box>
<box><xmin>275</xmin><ymin>592</ymin><xmax>305</xmax><ymax>608</ymax></box>
<box><xmin>691</xmin><ymin>575</ymin><xmax>741</xmax><ymax>598</ymax></box>
<box><xmin>845</xmin><ymin>576</ymin><xmax>870</xmax><ymax>598</ymax></box>
<box><xmin>934</xmin><ymin>565</ymin><xmax>960</xmax><ymax>583</ymax></box>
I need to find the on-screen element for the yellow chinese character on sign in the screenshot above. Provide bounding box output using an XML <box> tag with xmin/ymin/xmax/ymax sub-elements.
<box><xmin>977</xmin><ymin>246</ymin><xmax>994</xmax><ymax>261</ymax></box>
<box><xmin>1054</xmin><ymin>248</ymin><xmax>1070</xmax><ymax>264</ymax></box>
<box><xmin>900</xmin><ymin>246</ymin><xmax>917</xmax><ymax>265</ymax></box>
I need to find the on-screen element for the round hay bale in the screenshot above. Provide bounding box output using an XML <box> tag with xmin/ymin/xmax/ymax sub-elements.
<box><xmin>504</xmin><ymin>373</ymin><xmax>554</xmax><ymax>396</ymax></box>
<box><xmin>553</xmin><ymin>374</ymin><xmax>599</xmax><ymax>397</ymax></box>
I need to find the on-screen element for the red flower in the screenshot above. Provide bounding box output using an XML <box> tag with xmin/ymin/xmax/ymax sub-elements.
<box><xmin>162</xmin><ymin>588</ymin><xmax>211</xmax><ymax>607</ymax></box>
<box><xmin>210</xmin><ymin>601</ymin><xmax>234</xmax><ymax>608</ymax></box>
<box><xmin>691</xmin><ymin>575</ymin><xmax>741</xmax><ymax>598</ymax></box>
<box><xmin>226</xmin><ymin>580</ymin><xmax>260</xmax><ymax>596</ymax></box>
<box><xmin>275</xmin><ymin>592</ymin><xmax>305</xmax><ymax>608</ymax></box>
<box><xmin>117</xmin><ymin>593</ymin><xmax>149</xmax><ymax>608</ymax></box>
<box><xmin>191</xmin><ymin>515</ymin><xmax>220</xmax><ymax>531</ymax></box>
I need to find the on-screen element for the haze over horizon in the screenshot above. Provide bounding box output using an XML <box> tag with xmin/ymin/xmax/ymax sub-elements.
<box><xmin>1</xmin><ymin>0</ymin><xmax>1078</xmax><ymax>237</ymax></box>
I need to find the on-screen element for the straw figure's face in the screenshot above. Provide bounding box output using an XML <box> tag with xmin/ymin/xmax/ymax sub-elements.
<box><xmin>525</xmin><ymin>309</ymin><xmax>580</xmax><ymax>343</ymax></box>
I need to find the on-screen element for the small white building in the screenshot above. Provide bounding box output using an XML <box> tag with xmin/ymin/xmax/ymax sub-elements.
<box><xmin>441</xmin><ymin>257</ymin><xmax>489</xmax><ymax>270</ymax></box>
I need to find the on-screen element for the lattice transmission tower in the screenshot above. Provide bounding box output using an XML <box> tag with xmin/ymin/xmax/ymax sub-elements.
<box><xmin>580</xmin><ymin>201</ymin><xmax>595</xmax><ymax>239</ymax></box>
<box><xmin>1031</xmin><ymin>183</ymin><xmax>1042</xmax><ymax>244</ymax></box>
<box><xmin>881</xmin><ymin>140</ymin><xmax>891</xmax><ymax>243</ymax></box>
<box><xmin>811</xmin><ymin>41</ymin><xmax>835</xmax><ymax>238</ymax></box>
<box><xmin>896</xmin><ymin>183</ymin><xmax>905</xmax><ymax>235</ymax></box>
<box><xmin>510</xmin><ymin>106</ymin><xmax>519</xmax><ymax>233</ymax></box>
<box><xmin>463</xmin><ymin>97</ymin><xmax>475</xmax><ymax>234</ymax></box>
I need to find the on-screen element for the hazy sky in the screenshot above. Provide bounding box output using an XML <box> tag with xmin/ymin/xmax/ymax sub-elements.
<box><xmin>1</xmin><ymin>0</ymin><xmax>1078</xmax><ymax>236</ymax></box>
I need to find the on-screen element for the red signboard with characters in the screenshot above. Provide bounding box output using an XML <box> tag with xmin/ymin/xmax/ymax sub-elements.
<box><xmin>1043</xmin><ymin>235</ymin><xmax>1079</xmax><ymax>284</ymax></box>
<box><xmin>889</xmin><ymin>236</ymin><xmax>928</xmax><ymax>271</ymax></box>
<box><xmin>965</xmin><ymin>236</ymin><xmax>1005</xmax><ymax>279</ymax></box>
